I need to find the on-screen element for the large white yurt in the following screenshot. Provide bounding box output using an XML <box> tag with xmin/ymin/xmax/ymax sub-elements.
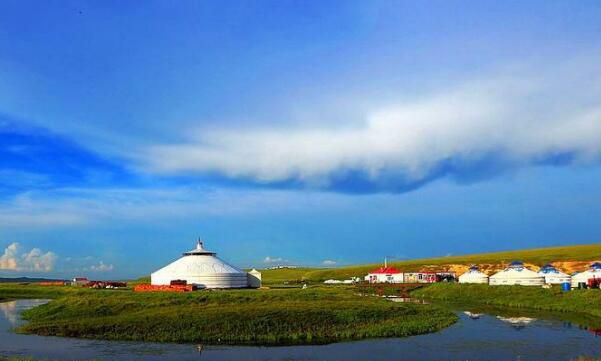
<box><xmin>489</xmin><ymin>261</ymin><xmax>545</xmax><ymax>286</ymax></box>
<box><xmin>458</xmin><ymin>265</ymin><xmax>489</xmax><ymax>284</ymax></box>
<box><xmin>538</xmin><ymin>264</ymin><xmax>571</xmax><ymax>285</ymax></box>
<box><xmin>571</xmin><ymin>262</ymin><xmax>601</xmax><ymax>288</ymax></box>
<box><xmin>151</xmin><ymin>240</ymin><xmax>249</xmax><ymax>288</ymax></box>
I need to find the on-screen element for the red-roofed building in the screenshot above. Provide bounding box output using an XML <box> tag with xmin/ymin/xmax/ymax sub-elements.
<box><xmin>364</xmin><ymin>265</ymin><xmax>404</xmax><ymax>284</ymax></box>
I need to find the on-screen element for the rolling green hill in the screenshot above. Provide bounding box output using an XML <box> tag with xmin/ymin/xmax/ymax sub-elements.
<box><xmin>261</xmin><ymin>244</ymin><xmax>601</xmax><ymax>284</ymax></box>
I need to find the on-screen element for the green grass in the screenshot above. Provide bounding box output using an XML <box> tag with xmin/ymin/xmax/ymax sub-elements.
<box><xmin>259</xmin><ymin>267</ymin><xmax>319</xmax><ymax>285</ymax></box>
<box><xmin>17</xmin><ymin>286</ymin><xmax>456</xmax><ymax>345</ymax></box>
<box><xmin>2</xmin><ymin>358</ymin><xmax>600</xmax><ymax>361</ymax></box>
<box><xmin>412</xmin><ymin>283</ymin><xmax>601</xmax><ymax>320</ymax></box>
<box><xmin>262</xmin><ymin>244</ymin><xmax>601</xmax><ymax>283</ymax></box>
<box><xmin>0</xmin><ymin>284</ymin><xmax>79</xmax><ymax>301</ymax></box>
<box><xmin>2</xmin><ymin>243</ymin><xmax>600</xmax><ymax>347</ymax></box>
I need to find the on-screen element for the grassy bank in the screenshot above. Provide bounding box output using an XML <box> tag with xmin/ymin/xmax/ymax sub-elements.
<box><xmin>262</xmin><ymin>244</ymin><xmax>601</xmax><ymax>283</ymax></box>
<box><xmin>412</xmin><ymin>283</ymin><xmax>601</xmax><ymax>321</ymax></box>
<box><xmin>18</xmin><ymin>286</ymin><xmax>456</xmax><ymax>345</ymax></box>
<box><xmin>0</xmin><ymin>356</ymin><xmax>601</xmax><ymax>361</ymax></box>
<box><xmin>0</xmin><ymin>284</ymin><xmax>82</xmax><ymax>301</ymax></box>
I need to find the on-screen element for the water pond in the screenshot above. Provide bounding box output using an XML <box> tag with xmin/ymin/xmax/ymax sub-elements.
<box><xmin>1</xmin><ymin>299</ymin><xmax>600</xmax><ymax>361</ymax></box>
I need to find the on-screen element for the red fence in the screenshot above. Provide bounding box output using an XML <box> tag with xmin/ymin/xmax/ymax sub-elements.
<box><xmin>134</xmin><ymin>284</ymin><xmax>197</xmax><ymax>293</ymax></box>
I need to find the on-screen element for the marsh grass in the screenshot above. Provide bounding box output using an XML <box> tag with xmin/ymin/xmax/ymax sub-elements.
<box><xmin>412</xmin><ymin>283</ymin><xmax>601</xmax><ymax>323</ymax></box>
<box><xmin>2</xmin><ymin>356</ymin><xmax>600</xmax><ymax>361</ymax></box>
<box><xmin>0</xmin><ymin>284</ymin><xmax>91</xmax><ymax>300</ymax></box>
<box><xmin>16</xmin><ymin>286</ymin><xmax>457</xmax><ymax>345</ymax></box>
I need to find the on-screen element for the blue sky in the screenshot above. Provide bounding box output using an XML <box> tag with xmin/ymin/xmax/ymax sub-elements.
<box><xmin>1</xmin><ymin>1</ymin><xmax>601</xmax><ymax>279</ymax></box>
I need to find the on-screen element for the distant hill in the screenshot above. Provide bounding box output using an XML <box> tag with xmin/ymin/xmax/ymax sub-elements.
<box><xmin>0</xmin><ymin>277</ymin><xmax>68</xmax><ymax>284</ymax></box>
<box><xmin>261</xmin><ymin>243</ymin><xmax>601</xmax><ymax>284</ymax></box>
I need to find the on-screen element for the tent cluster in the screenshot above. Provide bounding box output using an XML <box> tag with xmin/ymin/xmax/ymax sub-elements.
<box><xmin>459</xmin><ymin>261</ymin><xmax>601</xmax><ymax>288</ymax></box>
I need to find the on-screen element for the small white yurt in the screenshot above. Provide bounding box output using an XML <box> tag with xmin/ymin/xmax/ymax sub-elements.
<box><xmin>151</xmin><ymin>239</ymin><xmax>249</xmax><ymax>288</ymax></box>
<box><xmin>459</xmin><ymin>265</ymin><xmax>489</xmax><ymax>284</ymax></box>
<box><xmin>489</xmin><ymin>261</ymin><xmax>545</xmax><ymax>286</ymax></box>
<box><xmin>571</xmin><ymin>262</ymin><xmax>601</xmax><ymax>288</ymax></box>
<box><xmin>538</xmin><ymin>264</ymin><xmax>571</xmax><ymax>285</ymax></box>
<box><xmin>247</xmin><ymin>269</ymin><xmax>262</xmax><ymax>288</ymax></box>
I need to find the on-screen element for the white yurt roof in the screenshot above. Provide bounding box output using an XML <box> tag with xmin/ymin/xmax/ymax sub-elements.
<box><xmin>571</xmin><ymin>262</ymin><xmax>601</xmax><ymax>285</ymax></box>
<box><xmin>490</xmin><ymin>261</ymin><xmax>543</xmax><ymax>280</ymax></box>
<box><xmin>538</xmin><ymin>264</ymin><xmax>567</xmax><ymax>275</ymax></box>
<box><xmin>459</xmin><ymin>266</ymin><xmax>489</xmax><ymax>283</ymax></box>
<box><xmin>151</xmin><ymin>240</ymin><xmax>248</xmax><ymax>288</ymax></box>
<box><xmin>538</xmin><ymin>264</ymin><xmax>570</xmax><ymax>280</ymax></box>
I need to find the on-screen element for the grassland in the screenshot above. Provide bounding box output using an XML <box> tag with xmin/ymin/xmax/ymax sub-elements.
<box><xmin>262</xmin><ymin>244</ymin><xmax>601</xmax><ymax>283</ymax></box>
<box><xmin>412</xmin><ymin>283</ymin><xmax>601</xmax><ymax>322</ymax></box>
<box><xmin>15</xmin><ymin>286</ymin><xmax>456</xmax><ymax>345</ymax></box>
<box><xmin>2</xmin><ymin>357</ymin><xmax>600</xmax><ymax>361</ymax></box>
<box><xmin>257</xmin><ymin>267</ymin><xmax>318</xmax><ymax>285</ymax></box>
<box><xmin>0</xmin><ymin>284</ymin><xmax>82</xmax><ymax>301</ymax></box>
<box><xmin>1</xmin><ymin>243</ymin><xmax>600</xmax><ymax>347</ymax></box>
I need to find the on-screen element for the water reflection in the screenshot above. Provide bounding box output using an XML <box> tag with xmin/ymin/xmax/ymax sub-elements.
<box><xmin>0</xmin><ymin>301</ymin><xmax>17</xmax><ymax>326</ymax></box>
<box><xmin>463</xmin><ymin>311</ymin><xmax>482</xmax><ymax>319</ymax></box>
<box><xmin>496</xmin><ymin>316</ymin><xmax>537</xmax><ymax>330</ymax></box>
<box><xmin>1</xmin><ymin>299</ymin><xmax>601</xmax><ymax>361</ymax></box>
<box><xmin>387</xmin><ymin>297</ymin><xmax>429</xmax><ymax>304</ymax></box>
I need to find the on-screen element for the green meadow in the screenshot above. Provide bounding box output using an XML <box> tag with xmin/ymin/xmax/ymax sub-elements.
<box><xmin>15</xmin><ymin>286</ymin><xmax>456</xmax><ymax>345</ymax></box>
<box><xmin>2</xmin><ymin>357</ymin><xmax>600</xmax><ymax>361</ymax></box>
<box><xmin>1</xmin><ymin>243</ymin><xmax>600</xmax><ymax>346</ymax></box>
<box><xmin>411</xmin><ymin>283</ymin><xmax>601</xmax><ymax>327</ymax></box>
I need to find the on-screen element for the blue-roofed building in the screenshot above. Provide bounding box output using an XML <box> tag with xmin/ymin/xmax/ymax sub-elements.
<box><xmin>489</xmin><ymin>260</ymin><xmax>545</xmax><ymax>286</ymax></box>
<box><xmin>537</xmin><ymin>264</ymin><xmax>571</xmax><ymax>285</ymax></box>
<box><xmin>458</xmin><ymin>265</ymin><xmax>489</xmax><ymax>284</ymax></box>
<box><xmin>571</xmin><ymin>262</ymin><xmax>601</xmax><ymax>288</ymax></box>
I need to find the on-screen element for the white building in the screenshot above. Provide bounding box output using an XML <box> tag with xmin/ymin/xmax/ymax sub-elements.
<box><xmin>247</xmin><ymin>269</ymin><xmax>262</xmax><ymax>288</ymax></box>
<box><xmin>489</xmin><ymin>261</ymin><xmax>545</xmax><ymax>286</ymax></box>
<box><xmin>71</xmin><ymin>277</ymin><xmax>89</xmax><ymax>286</ymax></box>
<box><xmin>538</xmin><ymin>264</ymin><xmax>571</xmax><ymax>285</ymax></box>
<box><xmin>571</xmin><ymin>262</ymin><xmax>601</xmax><ymax>288</ymax></box>
<box><xmin>365</xmin><ymin>266</ymin><xmax>404</xmax><ymax>283</ymax></box>
<box><xmin>458</xmin><ymin>265</ymin><xmax>489</xmax><ymax>284</ymax></box>
<box><xmin>151</xmin><ymin>240</ymin><xmax>251</xmax><ymax>289</ymax></box>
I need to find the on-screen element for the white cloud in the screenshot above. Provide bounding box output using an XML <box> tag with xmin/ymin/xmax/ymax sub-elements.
<box><xmin>88</xmin><ymin>261</ymin><xmax>114</xmax><ymax>272</ymax></box>
<box><xmin>0</xmin><ymin>243</ymin><xmax>18</xmax><ymax>270</ymax></box>
<box><xmin>322</xmin><ymin>259</ymin><xmax>337</xmax><ymax>266</ymax></box>
<box><xmin>0</xmin><ymin>242</ymin><xmax>57</xmax><ymax>272</ymax></box>
<box><xmin>141</xmin><ymin>62</ymin><xmax>601</xmax><ymax>191</ymax></box>
<box><xmin>263</xmin><ymin>256</ymin><xmax>287</xmax><ymax>264</ymax></box>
